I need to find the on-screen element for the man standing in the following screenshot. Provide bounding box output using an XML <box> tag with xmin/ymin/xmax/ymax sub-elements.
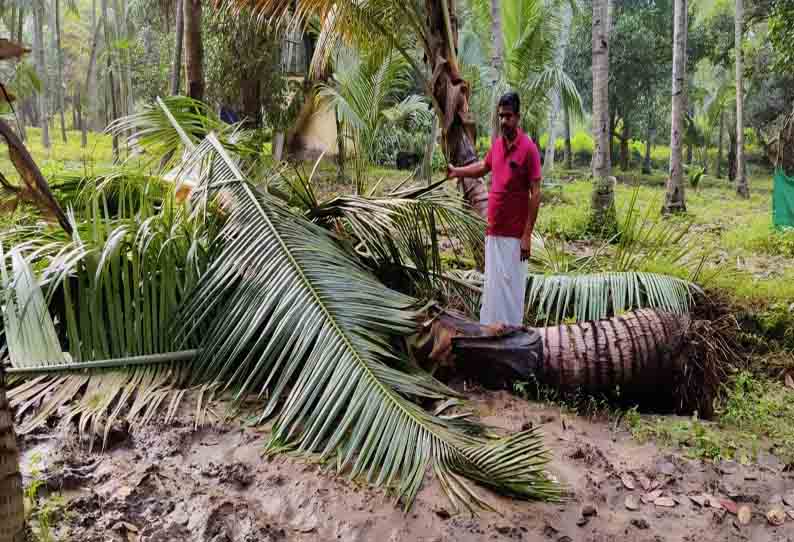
<box><xmin>447</xmin><ymin>92</ymin><xmax>542</xmax><ymax>327</ymax></box>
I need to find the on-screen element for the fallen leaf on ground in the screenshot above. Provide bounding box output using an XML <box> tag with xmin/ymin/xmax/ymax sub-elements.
<box><xmin>766</xmin><ymin>507</ymin><xmax>786</xmax><ymax>526</ymax></box>
<box><xmin>621</xmin><ymin>473</ymin><xmax>636</xmax><ymax>490</ymax></box>
<box><xmin>625</xmin><ymin>495</ymin><xmax>640</xmax><ymax>511</ymax></box>
<box><xmin>720</xmin><ymin>498</ymin><xmax>738</xmax><ymax>515</ymax></box>
<box><xmin>783</xmin><ymin>492</ymin><xmax>794</xmax><ymax>507</ymax></box>
<box><xmin>637</xmin><ymin>473</ymin><xmax>652</xmax><ymax>491</ymax></box>
<box><xmin>690</xmin><ymin>494</ymin><xmax>708</xmax><ymax>507</ymax></box>
<box><xmin>785</xmin><ymin>373</ymin><xmax>794</xmax><ymax>390</ymax></box>
<box><xmin>642</xmin><ymin>490</ymin><xmax>663</xmax><ymax>504</ymax></box>
<box><xmin>786</xmin><ymin>510</ymin><xmax>794</xmax><ymax>520</ymax></box>
<box><xmin>737</xmin><ymin>505</ymin><xmax>752</xmax><ymax>525</ymax></box>
<box><xmin>654</xmin><ymin>497</ymin><xmax>676</xmax><ymax>508</ymax></box>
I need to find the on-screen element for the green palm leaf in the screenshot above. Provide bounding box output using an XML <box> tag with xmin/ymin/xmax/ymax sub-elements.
<box><xmin>526</xmin><ymin>271</ymin><xmax>696</xmax><ymax>324</ymax></box>
<box><xmin>176</xmin><ymin>134</ymin><xmax>560</xmax><ymax>509</ymax></box>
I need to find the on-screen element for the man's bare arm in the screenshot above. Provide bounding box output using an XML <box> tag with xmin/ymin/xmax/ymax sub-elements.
<box><xmin>520</xmin><ymin>180</ymin><xmax>542</xmax><ymax>260</ymax></box>
<box><xmin>447</xmin><ymin>160</ymin><xmax>490</xmax><ymax>180</ymax></box>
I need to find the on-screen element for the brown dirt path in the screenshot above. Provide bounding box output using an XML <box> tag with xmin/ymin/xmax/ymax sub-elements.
<box><xmin>19</xmin><ymin>390</ymin><xmax>794</xmax><ymax>542</ymax></box>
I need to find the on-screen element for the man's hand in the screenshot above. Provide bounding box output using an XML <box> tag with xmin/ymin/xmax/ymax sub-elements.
<box><xmin>446</xmin><ymin>164</ymin><xmax>460</xmax><ymax>179</ymax></box>
<box><xmin>520</xmin><ymin>237</ymin><xmax>531</xmax><ymax>261</ymax></box>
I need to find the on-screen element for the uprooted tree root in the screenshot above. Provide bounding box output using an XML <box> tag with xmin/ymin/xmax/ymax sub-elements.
<box><xmin>412</xmin><ymin>308</ymin><xmax>742</xmax><ymax>419</ymax></box>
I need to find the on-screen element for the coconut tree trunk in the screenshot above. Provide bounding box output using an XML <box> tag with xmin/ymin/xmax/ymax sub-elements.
<box><xmin>728</xmin><ymin>126</ymin><xmax>737</xmax><ymax>182</ymax></box>
<box><xmin>491</xmin><ymin>0</ymin><xmax>502</xmax><ymax>74</ymax></box>
<box><xmin>619</xmin><ymin>122</ymin><xmax>630</xmax><ymax>171</ymax></box>
<box><xmin>170</xmin><ymin>0</ymin><xmax>184</xmax><ymax>95</ymax></box>
<box><xmin>424</xmin><ymin>0</ymin><xmax>488</xmax><ymax>218</ymax></box>
<box><xmin>33</xmin><ymin>4</ymin><xmax>49</xmax><ymax>149</ymax></box>
<box><xmin>542</xmin><ymin>3</ymin><xmax>573</xmax><ymax>177</ymax></box>
<box><xmin>421</xmin><ymin>113</ymin><xmax>439</xmax><ymax>184</ymax></box>
<box><xmin>335</xmin><ymin>108</ymin><xmax>346</xmax><ymax>183</ymax></box>
<box><xmin>420</xmin><ymin>308</ymin><xmax>712</xmax><ymax>416</ymax></box>
<box><xmin>716</xmin><ymin>110</ymin><xmax>724</xmax><ymax>178</ymax></box>
<box><xmin>643</xmin><ymin>122</ymin><xmax>654</xmax><ymax>175</ymax></box>
<box><xmin>53</xmin><ymin>0</ymin><xmax>67</xmax><ymax>143</ymax></box>
<box><xmin>563</xmin><ymin>106</ymin><xmax>572</xmax><ymax>169</ymax></box>
<box><xmin>83</xmin><ymin>15</ymin><xmax>102</xmax><ymax>146</ymax></box>
<box><xmin>0</xmin><ymin>366</ymin><xmax>24</xmax><ymax>542</ymax></box>
<box><xmin>183</xmin><ymin>0</ymin><xmax>204</xmax><ymax>101</ymax></box>
<box><xmin>590</xmin><ymin>0</ymin><xmax>614</xmax><ymax>231</ymax></box>
<box><xmin>663</xmin><ymin>0</ymin><xmax>687</xmax><ymax>214</ymax></box>
<box><xmin>734</xmin><ymin>0</ymin><xmax>749</xmax><ymax>198</ymax></box>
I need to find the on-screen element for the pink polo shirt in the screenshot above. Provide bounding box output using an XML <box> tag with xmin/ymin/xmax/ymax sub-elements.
<box><xmin>484</xmin><ymin>130</ymin><xmax>542</xmax><ymax>238</ymax></box>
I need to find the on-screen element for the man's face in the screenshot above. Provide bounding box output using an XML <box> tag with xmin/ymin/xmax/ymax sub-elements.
<box><xmin>498</xmin><ymin>106</ymin><xmax>520</xmax><ymax>140</ymax></box>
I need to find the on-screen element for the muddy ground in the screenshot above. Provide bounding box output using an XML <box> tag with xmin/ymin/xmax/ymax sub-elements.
<box><xmin>19</xmin><ymin>390</ymin><xmax>794</xmax><ymax>542</ymax></box>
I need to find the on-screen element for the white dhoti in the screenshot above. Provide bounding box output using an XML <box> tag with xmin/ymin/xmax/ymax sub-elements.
<box><xmin>480</xmin><ymin>235</ymin><xmax>528</xmax><ymax>327</ymax></box>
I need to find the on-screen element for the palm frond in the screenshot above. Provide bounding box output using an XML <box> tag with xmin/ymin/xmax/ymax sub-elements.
<box><xmin>176</xmin><ymin>134</ymin><xmax>560</xmax><ymax>509</ymax></box>
<box><xmin>526</xmin><ymin>271</ymin><xmax>696</xmax><ymax>325</ymax></box>
<box><xmin>107</xmin><ymin>96</ymin><xmax>254</xmax><ymax>172</ymax></box>
<box><xmin>308</xmin><ymin>189</ymin><xmax>485</xmax><ymax>293</ymax></box>
<box><xmin>1</xmin><ymin>177</ymin><xmax>220</xmax><ymax>445</ymax></box>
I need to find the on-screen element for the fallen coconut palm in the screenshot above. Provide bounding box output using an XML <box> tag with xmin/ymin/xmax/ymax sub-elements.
<box><xmin>414</xmin><ymin>307</ymin><xmax>727</xmax><ymax>417</ymax></box>
<box><xmin>1</xmin><ymin>102</ymin><xmax>715</xmax><ymax>513</ymax></box>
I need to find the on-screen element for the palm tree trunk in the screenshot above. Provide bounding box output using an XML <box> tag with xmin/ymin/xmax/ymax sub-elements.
<box><xmin>53</xmin><ymin>0</ymin><xmax>68</xmax><ymax>143</ymax></box>
<box><xmin>735</xmin><ymin>0</ymin><xmax>749</xmax><ymax>198</ymax></box>
<box><xmin>424</xmin><ymin>308</ymin><xmax>713</xmax><ymax>416</ymax></box>
<box><xmin>183</xmin><ymin>0</ymin><xmax>204</xmax><ymax>101</ymax></box>
<box><xmin>563</xmin><ymin>106</ymin><xmax>572</xmax><ymax>169</ymax></box>
<box><xmin>0</xmin><ymin>366</ymin><xmax>25</xmax><ymax>542</ymax></box>
<box><xmin>84</xmin><ymin>14</ymin><xmax>102</xmax><ymax>145</ymax></box>
<box><xmin>542</xmin><ymin>3</ymin><xmax>573</xmax><ymax>178</ymax></box>
<box><xmin>663</xmin><ymin>0</ymin><xmax>687</xmax><ymax>214</ymax></box>
<box><xmin>716</xmin><ymin>110</ymin><xmax>724</xmax><ymax>178</ymax></box>
<box><xmin>643</xmin><ymin>123</ymin><xmax>654</xmax><ymax>174</ymax></box>
<box><xmin>590</xmin><ymin>0</ymin><xmax>614</xmax><ymax>231</ymax></box>
<box><xmin>424</xmin><ymin>0</ymin><xmax>488</xmax><ymax>218</ymax></box>
<box><xmin>170</xmin><ymin>0</ymin><xmax>184</xmax><ymax>95</ymax></box>
<box><xmin>16</xmin><ymin>8</ymin><xmax>24</xmax><ymax>43</ymax></box>
<box><xmin>34</xmin><ymin>4</ymin><xmax>50</xmax><ymax>149</ymax></box>
<box><xmin>335</xmin><ymin>108</ymin><xmax>346</xmax><ymax>183</ymax></box>
<box><xmin>490</xmin><ymin>0</ymin><xmax>502</xmax><ymax>74</ymax></box>
<box><xmin>421</xmin><ymin>114</ymin><xmax>440</xmax><ymax>184</ymax></box>
<box><xmin>619</xmin><ymin>122</ymin><xmax>630</xmax><ymax>170</ymax></box>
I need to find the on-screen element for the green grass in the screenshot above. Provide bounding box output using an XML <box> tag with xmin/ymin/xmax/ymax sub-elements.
<box><xmin>627</xmin><ymin>372</ymin><xmax>794</xmax><ymax>464</ymax></box>
<box><xmin>537</xmin><ymin>166</ymin><xmax>794</xmax><ymax>305</ymax></box>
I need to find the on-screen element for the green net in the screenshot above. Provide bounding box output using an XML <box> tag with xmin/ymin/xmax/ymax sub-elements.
<box><xmin>773</xmin><ymin>168</ymin><xmax>794</xmax><ymax>229</ymax></box>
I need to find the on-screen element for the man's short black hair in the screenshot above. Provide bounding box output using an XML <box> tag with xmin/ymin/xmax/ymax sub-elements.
<box><xmin>498</xmin><ymin>92</ymin><xmax>521</xmax><ymax>115</ymax></box>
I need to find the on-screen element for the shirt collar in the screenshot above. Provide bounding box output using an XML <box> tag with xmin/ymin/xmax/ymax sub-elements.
<box><xmin>503</xmin><ymin>129</ymin><xmax>524</xmax><ymax>154</ymax></box>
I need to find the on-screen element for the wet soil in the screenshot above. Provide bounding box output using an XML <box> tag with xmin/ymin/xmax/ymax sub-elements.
<box><xmin>20</xmin><ymin>390</ymin><xmax>794</xmax><ymax>542</ymax></box>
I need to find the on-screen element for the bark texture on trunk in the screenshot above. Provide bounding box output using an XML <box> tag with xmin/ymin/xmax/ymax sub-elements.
<box><xmin>664</xmin><ymin>0</ymin><xmax>688</xmax><ymax>214</ymax></box>
<box><xmin>84</xmin><ymin>12</ymin><xmax>102</xmax><ymax>141</ymax></box>
<box><xmin>54</xmin><ymin>0</ymin><xmax>68</xmax><ymax>143</ymax></box>
<box><xmin>543</xmin><ymin>3</ymin><xmax>573</xmax><ymax>177</ymax></box>
<box><xmin>590</xmin><ymin>0</ymin><xmax>614</xmax><ymax>231</ymax></box>
<box><xmin>34</xmin><ymin>5</ymin><xmax>49</xmax><ymax>149</ymax></box>
<box><xmin>728</xmin><ymin>128</ymin><xmax>737</xmax><ymax>182</ymax></box>
<box><xmin>716</xmin><ymin>110</ymin><xmax>724</xmax><ymax>178</ymax></box>
<box><xmin>563</xmin><ymin>106</ymin><xmax>572</xmax><ymax>169</ymax></box>
<box><xmin>425</xmin><ymin>0</ymin><xmax>488</xmax><ymax>218</ymax></box>
<box><xmin>619</xmin><ymin>123</ymin><xmax>630</xmax><ymax>171</ymax></box>
<box><xmin>183</xmin><ymin>0</ymin><xmax>204</xmax><ymax>101</ymax></box>
<box><xmin>490</xmin><ymin>0</ymin><xmax>502</xmax><ymax>74</ymax></box>
<box><xmin>417</xmin><ymin>308</ymin><xmax>714</xmax><ymax>416</ymax></box>
<box><xmin>734</xmin><ymin>0</ymin><xmax>749</xmax><ymax>198</ymax></box>
<box><xmin>643</xmin><ymin>121</ymin><xmax>654</xmax><ymax>174</ymax></box>
<box><xmin>170</xmin><ymin>0</ymin><xmax>184</xmax><ymax>95</ymax></box>
<box><xmin>0</xmin><ymin>367</ymin><xmax>24</xmax><ymax>542</ymax></box>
